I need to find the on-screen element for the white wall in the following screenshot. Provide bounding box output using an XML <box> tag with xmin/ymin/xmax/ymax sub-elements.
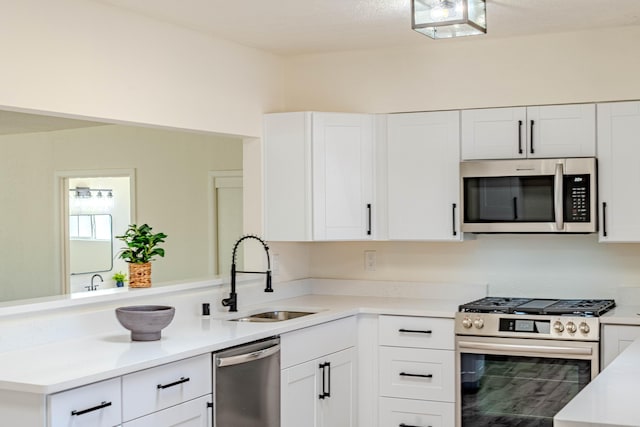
<box><xmin>0</xmin><ymin>124</ymin><xmax>242</xmax><ymax>301</ymax></box>
<box><xmin>282</xmin><ymin>26</ymin><xmax>640</xmax><ymax>113</ymax></box>
<box><xmin>0</xmin><ymin>0</ymin><xmax>283</xmax><ymax>137</ymax></box>
<box><xmin>279</xmin><ymin>26</ymin><xmax>640</xmax><ymax>298</ymax></box>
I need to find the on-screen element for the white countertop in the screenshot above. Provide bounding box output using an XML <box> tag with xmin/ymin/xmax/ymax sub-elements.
<box><xmin>0</xmin><ymin>294</ymin><xmax>463</xmax><ymax>394</ymax></box>
<box><xmin>600</xmin><ymin>305</ymin><xmax>640</xmax><ymax>325</ymax></box>
<box><xmin>555</xmin><ymin>335</ymin><xmax>640</xmax><ymax>427</ymax></box>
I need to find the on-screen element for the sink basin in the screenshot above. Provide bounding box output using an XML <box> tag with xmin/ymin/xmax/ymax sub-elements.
<box><xmin>230</xmin><ymin>310</ymin><xmax>315</xmax><ymax>322</ymax></box>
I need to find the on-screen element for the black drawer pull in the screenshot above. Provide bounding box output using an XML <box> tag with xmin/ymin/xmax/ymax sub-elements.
<box><xmin>71</xmin><ymin>401</ymin><xmax>112</xmax><ymax>416</ymax></box>
<box><xmin>400</xmin><ymin>424</ymin><xmax>431</xmax><ymax>427</ymax></box>
<box><xmin>157</xmin><ymin>376</ymin><xmax>190</xmax><ymax>389</ymax></box>
<box><xmin>399</xmin><ymin>372</ymin><xmax>433</xmax><ymax>379</ymax></box>
<box><xmin>398</xmin><ymin>328</ymin><xmax>432</xmax><ymax>334</ymax></box>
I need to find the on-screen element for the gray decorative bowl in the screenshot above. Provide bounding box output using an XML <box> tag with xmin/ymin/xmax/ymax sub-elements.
<box><xmin>115</xmin><ymin>305</ymin><xmax>175</xmax><ymax>341</ymax></box>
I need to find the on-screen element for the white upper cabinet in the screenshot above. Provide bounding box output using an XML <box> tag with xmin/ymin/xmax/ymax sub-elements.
<box><xmin>264</xmin><ymin>112</ymin><xmax>374</xmax><ymax>241</ymax></box>
<box><xmin>386</xmin><ymin>111</ymin><xmax>462</xmax><ymax>241</ymax></box>
<box><xmin>597</xmin><ymin>101</ymin><xmax>640</xmax><ymax>242</ymax></box>
<box><xmin>461</xmin><ymin>104</ymin><xmax>596</xmax><ymax>160</ymax></box>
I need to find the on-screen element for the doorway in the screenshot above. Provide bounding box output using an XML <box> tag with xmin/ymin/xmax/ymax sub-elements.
<box><xmin>210</xmin><ymin>171</ymin><xmax>243</xmax><ymax>275</ymax></box>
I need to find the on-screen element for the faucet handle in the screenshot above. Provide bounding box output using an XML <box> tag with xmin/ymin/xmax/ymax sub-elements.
<box><xmin>265</xmin><ymin>271</ymin><xmax>273</xmax><ymax>293</ymax></box>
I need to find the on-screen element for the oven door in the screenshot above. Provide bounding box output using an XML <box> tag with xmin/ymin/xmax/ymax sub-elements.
<box><xmin>456</xmin><ymin>336</ymin><xmax>598</xmax><ymax>427</ymax></box>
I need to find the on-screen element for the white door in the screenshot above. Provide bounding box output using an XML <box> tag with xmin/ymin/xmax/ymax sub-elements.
<box><xmin>281</xmin><ymin>360</ymin><xmax>321</xmax><ymax>427</ymax></box>
<box><xmin>597</xmin><ymin>101</ymin><xmax>640</xmax><ymax>241</ymax></box>
<box><xmin>461</xmin><ymin>107</ymin><xmax>526</xmax><ymax>160</ymax></box>
<box><xmin>319</xmin><ymin>347</ymin><xmax>356</xmax><ymax>427</ymax></box>
<box><xmin>387</xmin><ymin>111</ymin><xmax>462</xmax><ymax>241</ymax></box>
<box><xmin>526</xmin><ymin>104</ymin><xmax>595</xmax><ymax>158</ymax></box>
<box><xmin>312</xmin><ymin>113</ymin><xmax>374</xmax><ymax>240</ymax></box>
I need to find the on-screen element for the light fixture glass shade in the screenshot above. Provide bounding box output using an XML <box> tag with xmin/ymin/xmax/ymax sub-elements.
<box><xmin>412</xmin><ymin>0</ymin><xmax>486</xmax><ymax>39</ymax></box>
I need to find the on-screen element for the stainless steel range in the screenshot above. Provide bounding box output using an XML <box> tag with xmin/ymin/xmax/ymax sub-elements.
<box><xmin>455</xmin><ymin>297</ymin><xmax>615</xmax><ymax>427</ymax></box>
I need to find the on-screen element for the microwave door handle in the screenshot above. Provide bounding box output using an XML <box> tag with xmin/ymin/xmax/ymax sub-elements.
<box><xmin>554</xmin><ymin>162</ymin><xmax>564</xmax><ymax>231</ymax></box>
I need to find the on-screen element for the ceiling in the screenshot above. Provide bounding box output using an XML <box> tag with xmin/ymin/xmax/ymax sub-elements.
<box><xmin>0</xmin><ymin>111</ymin><xmax>106</xmax><ymax>135</ymax></box>
<box><xmin>95</xmin><ymin>0</ymin><xmax>640</xmax><ymax>55</ymax></box>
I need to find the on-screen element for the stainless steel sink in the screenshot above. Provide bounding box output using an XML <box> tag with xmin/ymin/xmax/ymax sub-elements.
<box><xmin>230</xmin><ymin>310</ymin><xmax>315</xmax><ymax>322</ymax></box>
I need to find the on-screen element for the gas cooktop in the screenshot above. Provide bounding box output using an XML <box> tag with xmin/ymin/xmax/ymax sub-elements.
<box><xmin>459</xmin><ymin>297</ymin><xmax>615</xmax><ymax>317</ymax></box>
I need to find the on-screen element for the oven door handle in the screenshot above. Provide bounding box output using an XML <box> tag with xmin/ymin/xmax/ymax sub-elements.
<box><xmin>458</xmin><ymin>341</ymin><xmax>592</xmax><ymax>356</ymax></box>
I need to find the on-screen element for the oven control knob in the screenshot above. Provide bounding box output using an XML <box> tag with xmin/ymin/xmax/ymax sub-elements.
<box><xmin>579</xmin><ymin>322</ymin><xmax>590</xmax><ymax>334</ymax></box>
<box><xmin>566</xmin><ymin>321</ymin><xmax>577</xmax><ymax>334</ymax></box>
<box><xmin>462</xmin><ymin>317</ymin><xmax>473</xmax><ymax>329</ymax></box>
<box><xmin>473</xmin><ymin>317</ymin><xmax>484</xmax><ymax>329</ymax></box>
<box><xmin>553</xmin><ymin>321</ymin><xmax>564</xmax><ymax>333</ymax></box>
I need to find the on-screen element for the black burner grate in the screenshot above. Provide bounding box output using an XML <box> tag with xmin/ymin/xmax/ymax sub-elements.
<box><xmin>459</xmin><ymin>297</ymin><xmax>616</xmax><ymax>317</ymax></box>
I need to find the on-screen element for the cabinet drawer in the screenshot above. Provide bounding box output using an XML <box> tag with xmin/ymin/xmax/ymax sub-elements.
<box><xmin>379</xmin><ymin>397</ymin><xmax>454</xmax><ymax>427</ymax></box>
<box><xmin>379</xmin><ymin>347</ymin><xmax>454</xmax><ymax>402</ymax></box>
<box><xmin>122</xmin><ymin>354</ymin><xmax>211</xmax><ymax>421</ymax></box>
<box><xmin>122</xmin><ymin>395</ymin><xmax>212</xmax><ymax>427</ymax></box>
<box><xmin>48</xmin><ymin>377</ymin><xmax>121</xmax><ymax>427</ymax></box>
<box><xmin>379</xmin><ymin>315</ymin><xmax>454</xmax><ymax>350</ymax></box>
<box><xmin>281</xmin><ymin>316</ymin><xmax>356</xmax><ymax>368</ymax></box>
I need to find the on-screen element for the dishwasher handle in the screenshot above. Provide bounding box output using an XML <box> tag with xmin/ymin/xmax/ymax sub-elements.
<box><xmin>216</xmin><ymin>343</ymin><xmax>280</xmax><ymax>367</ymax></box>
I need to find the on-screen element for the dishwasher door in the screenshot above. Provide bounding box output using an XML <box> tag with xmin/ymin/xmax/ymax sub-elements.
<box><xmin>213</xmin><ymin>336</ymin><xmax>280</xmax><ymax>427</ymax></box>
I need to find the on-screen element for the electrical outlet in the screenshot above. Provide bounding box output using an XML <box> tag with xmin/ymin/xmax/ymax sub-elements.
<box><xmin>364</xmin><ymin>250</ymin><xmax>376</xmax><ymax>271</ymax></box>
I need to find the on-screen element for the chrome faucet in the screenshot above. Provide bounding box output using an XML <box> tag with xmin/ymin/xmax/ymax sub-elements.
<box><xmin>86</xmin><ymin>273</ymin><xmax>103</xmax><ymax>291</ymax></box>
<box><xmin>221</xmin><ymin>235</ymin><xmax>272</xmax><ymax>312</ymax></box>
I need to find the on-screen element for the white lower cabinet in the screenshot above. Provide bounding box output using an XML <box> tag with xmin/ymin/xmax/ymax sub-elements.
<box><xmin>602</xmin><ymin>324</ymin><xmax>640</xmax><ymax>368</ymax></box>
<box><xmin>378</xmin><ymin>315</ymin><xmax>455</xmax><ymax>427</ymax></box>
<box><xmin>280</xmin><ymin>316</ymin><xmax>357</xmax><ymax>427</ymax></box>
<box><xmin>379</xmin><ymin>397</ymin><xmax>454</xmax><ymax>427</ymax></box>
<box><xmin>46</xmin><ymin>354</ymin><xmax>212</xmax><ymax>427</ymax></box>
<box><xmin>122</xmin><ymin>395</ymin><xmax>212</xmax><ymax>427</ymax></box>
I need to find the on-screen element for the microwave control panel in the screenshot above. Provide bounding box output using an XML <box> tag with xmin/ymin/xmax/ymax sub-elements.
<box><xmin>564</xmin><ymin>174</ymin><xmax>590</xmax><ymax>222</ymax></box>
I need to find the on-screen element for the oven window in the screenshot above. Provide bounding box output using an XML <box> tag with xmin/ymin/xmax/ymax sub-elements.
<box><xmin>464</xmin><ymin>176</ymin><xmax>554</xmax><ymax>222</ymax></box>
<box><xmin>460</xmin><ymin>353</ymin><xmax>591</xmax><ymax>427</ymax></box>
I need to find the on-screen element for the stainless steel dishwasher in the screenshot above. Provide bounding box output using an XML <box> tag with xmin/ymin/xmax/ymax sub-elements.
<box><xmin>213</xmin><ymin>336</ymin><xmax>280</xmax><ymax>427</ymax></box>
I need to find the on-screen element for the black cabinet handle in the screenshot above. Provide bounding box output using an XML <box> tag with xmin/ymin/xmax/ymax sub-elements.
<box><xmin>399</xmin><ymin>372</ymin><xmax>433</xmax><ymax>379</ymax></box>
<box><xmin>207</xmin><ymin>402</ymin><xmax>213</xmax><ymax>409</ymax></box>
<box><xmin>157</xmin><ymin>376</ymin><xmax>190</xmax><ymax>389</ymax></box>
<box><xmin>602</xmin><ymin>202</ymin><xmax>608</xmax><ymax>237</ymax></box>
<box><xmin>367</xmin><ymin>203</ymin><xmax>372</xmax><ymax>236</ymax></box>
<box><xmin>452</xmin><ymin>203</ymin><xmax>457</xmax><ymax>236</ymax></box>
<box><xmin>530</xmin><ymin>120</ymin><xmax>535</xmax><ymax>154</ymax></box>
<box><xmin>398</xmin><ymin>328</ymin><xmax>432</xmax><ymax>334</ymax></box>
<box><xmin>400</xmin><ymin>424</ymin><xmax>431</xmax><ymax>427</ymax></box>
<box><xmin>518</xmin><ymin>120</ymin><xmax>523</xmax><ymax>154</ymax></box>
<box><xmin>71</xmin><ymin>401</ymin><xmax>112</xmax><ymax>416</ymax></box>
<box><xmin>319</xmin><ymin>362</ymin><xmax>331</xmax><ymax>399</ymax></box>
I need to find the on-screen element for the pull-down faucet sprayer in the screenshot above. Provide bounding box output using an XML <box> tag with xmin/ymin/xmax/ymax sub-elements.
<box><xmin>221</xmin><ymin>235</ymin><xmax>272</xmax><ymax>312</ymax></box>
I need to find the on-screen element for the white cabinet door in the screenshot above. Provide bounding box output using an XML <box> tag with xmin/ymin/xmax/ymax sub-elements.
<box><xmin>598</xmin><ymin>101</ymin><xmax>640</xmax><ymax>241</ymax></box>
<box><xmin>122</xmin><ymin>395</ymin><xmax>212</xmax><ymax>427</ymax></box>
<box><xmin>263</xmin><ymin>112</ymin><xmax>374</xmax><ymax>241</ymax></box>
<box><xmin>379</xmin><ymin>397</ymin><xmax>454</xmax><ymax>427</ymax></box>
<box><xmin>281</xmin><ymin>347</ymin><xmax>356</xmax><ymax>427</ymax></box>
<box><xmin>602</xmin><ymin>325</ymin><xmax>640</xmax><ymax>369</ymax></box>
<box><xmin>281</xmin><ymin>359</ymin><xmax>321</xmax><ymax>427</ymax></box>
<box><xmin>461</xmin><ymin>107</ymin><xmax>526</xmax><ymax>160</ymax></box>
<box><xmin>387</xmin><ymin>111</ymin><xmax>462</xmax><ymax>240</ymax></box>
<box><xmin>312</xmin><ymin>113</ymin><xmax>374</xmax><ymax>240</ymax></box>
<box><xmin>461</xmin><ymin>104</ymin><xmax>595</xmax><ymax>160</ymax></box>
<box><xmin>526</xmin><ymin>104</ymin><xmax>595</xmax><ymax>158</ymax></box>
<box><xmin>319</xmin><ymin>347</ymin><xmax>356</xmax><ymax>427</ymax></box>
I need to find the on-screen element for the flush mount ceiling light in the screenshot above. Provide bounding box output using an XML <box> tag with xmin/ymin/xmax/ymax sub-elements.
<box><xmin>412</xmin><ymin>0</ymin><xmax>487</xmax><ymax>39</ymax></box>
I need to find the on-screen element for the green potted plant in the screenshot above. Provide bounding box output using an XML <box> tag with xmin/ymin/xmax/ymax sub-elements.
<box><xmin>115</xmin><ymin>224</ymin><xmax>167</xmax><ymax>288</ymax></box>
<box><xmin>112</xmin><ymin>271</ymin><xmax>127</xmax><ymax>288</ymax></box>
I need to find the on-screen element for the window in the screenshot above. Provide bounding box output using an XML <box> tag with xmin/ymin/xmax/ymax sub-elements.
<box><xmin>69</xmin><ymin>214</ymin><xmax>112</xmax><ymax>241</ymax></box>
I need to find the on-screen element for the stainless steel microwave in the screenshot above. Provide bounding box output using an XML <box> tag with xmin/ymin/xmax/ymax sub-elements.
<box><xmin>460</xmin><ymin>158</ymin><xmax>597</xmax><ymax>233</ymax></box>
